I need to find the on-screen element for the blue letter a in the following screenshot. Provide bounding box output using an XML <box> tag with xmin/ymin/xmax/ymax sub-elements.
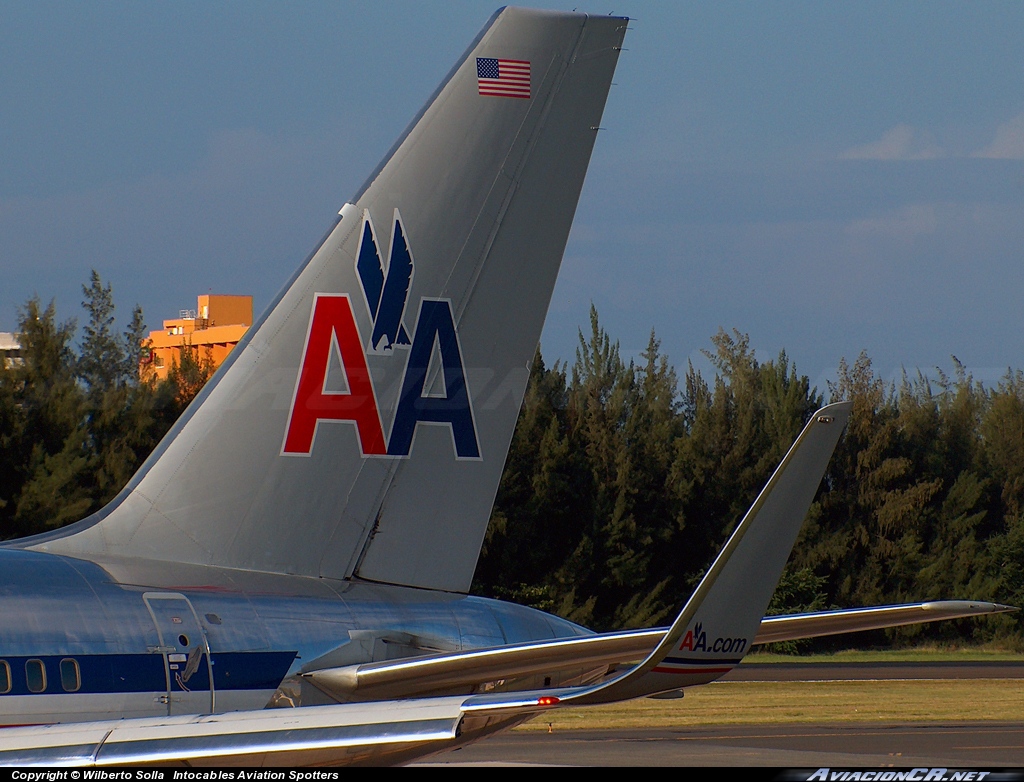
<box><xmin>388</xmin><ymin>300</ymin><xmax>480</xmax><ymax>458</ymax></box>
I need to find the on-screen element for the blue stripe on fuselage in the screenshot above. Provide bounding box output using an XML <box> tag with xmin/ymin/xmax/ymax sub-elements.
<box><xmin>0</xmin><ymin>651</ymin><xmax>295</xmax><ymax>696</ymax></box>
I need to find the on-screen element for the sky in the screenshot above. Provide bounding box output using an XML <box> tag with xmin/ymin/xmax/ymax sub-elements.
<box><xmin>2</xmin><ymin>1</ymin><xmax>1024</xmax><ymax>395</ymax></box>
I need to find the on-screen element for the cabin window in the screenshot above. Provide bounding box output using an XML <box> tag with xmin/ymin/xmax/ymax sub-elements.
<box><xmin>60</xmin><ymin>658</ymin><xmax>81</xmax><ymax>693</ymax></box>
<box><xmin>25</xmin><ymin>659</ymin><xmax>46</xmax><ymax>693</ymax></box>
<box><xmin>0</xmin><ymin>661</ymin><xmax>10</xmax><ymax>694</ymax></box>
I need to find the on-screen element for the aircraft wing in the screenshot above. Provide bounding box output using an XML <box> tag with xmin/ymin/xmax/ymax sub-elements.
<box><xmin>753</xmin><ymin>600</ymin><xmax>1015</xmax><ymax>645</ymax></box>
<box><xmin>0</xmin><ymin>695</ymin><xmax>549</xmax><ymax>767</ymax></box>
<box><xmin>0</xmin><ymin>401</ymin><xmax>1014</xmax><ymax>767</ymax></box>
<box><xmin>302</xmin><ymin>600</ymin><xmax>1013</xmax><ymax>702</ymax></box>
<box><xmin>0</xmin><ymin>602</ymin><xmax>1011</xmax><ymax>767</ymax></box>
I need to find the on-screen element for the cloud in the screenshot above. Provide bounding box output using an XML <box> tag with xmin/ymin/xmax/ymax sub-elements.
<box><xmin>972</xmin><ymin>112</ymin><xmax>1024</xmax><ymax>159</ymax></box>
<box><xmin>844</xmin><ymin>204</ymin><xmax>939</xmax><ymax>240</ymax></box>
<box><xmin>0</xmin><ymin>125</ymin><xmax>372</xmax><ymax>332</ymax></box>
<box><xmin>839</xmin><ymin>124</ymin><xmax>944</xmax><ymax>160</ymax></box>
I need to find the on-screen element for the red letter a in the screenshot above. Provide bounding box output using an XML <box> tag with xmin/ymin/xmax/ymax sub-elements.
<box><xmin>282</xmin><ymin>294</ymin><xmax>387</xmax><ymax>455</ymax></box>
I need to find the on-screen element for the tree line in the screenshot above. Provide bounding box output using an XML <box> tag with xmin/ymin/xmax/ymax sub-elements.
<box><xmin>1</xmin><ymin>279</ymin><xmax>1020</xmax><ymax>646</ymax></box>
<box><xmin>0</xmin><ymin>273</ymin><xmax>214</xmax><ymax>538</ymax></box>
<box><xmin>473</xmin><ymin>308</ymin><xmax>1023</xmax><ymax>647</ymax></box>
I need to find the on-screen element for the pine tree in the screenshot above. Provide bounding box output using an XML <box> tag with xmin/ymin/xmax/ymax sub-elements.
<box><xmin>2</xmin><ymin>298</ymin><xmax>89</xmax><ymax>537</ymax></box>
<box><xmin>79</xmin><ymin>271</ymin><xmax>124</xmax><ymax>396</ymax></box>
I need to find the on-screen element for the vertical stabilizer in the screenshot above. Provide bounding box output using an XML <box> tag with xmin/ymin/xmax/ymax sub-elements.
<box><xmin>28</xmin><ymin>8</ymin><xmax>628</xmax><ymax>592</ymax></box>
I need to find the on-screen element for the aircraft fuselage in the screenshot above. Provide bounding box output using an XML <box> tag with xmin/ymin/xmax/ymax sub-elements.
<box><xmin>0</xmin><ymin>549</ymin><xmax>589</xmax><ymax>726</ymax></box>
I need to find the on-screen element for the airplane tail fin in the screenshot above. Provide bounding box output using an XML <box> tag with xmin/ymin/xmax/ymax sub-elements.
<box><xmin>27</xmin><ymin>8</ymin><xmax>628</xmax><ymax>591</ymax></box>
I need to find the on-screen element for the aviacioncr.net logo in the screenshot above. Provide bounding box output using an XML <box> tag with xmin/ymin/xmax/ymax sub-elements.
<box><xmin>807</xmin><ymin>770</ymin><xmax>992</xmax><ymax>781</ymax></box>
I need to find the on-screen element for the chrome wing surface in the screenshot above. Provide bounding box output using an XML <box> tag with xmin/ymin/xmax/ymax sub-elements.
<box><xmin>0</xmin><ymin>400</ymin><xmax>1013</xmax><ymax>767</ymax></box>
<box><xmin>753</xmin><ymin>600</ymin><xmax>1015</xmax><ymax>645</ymax></box>
<box><xmin>0</xmin><ymin>600</ymin><xmax>1011</xmax><ymax>768</ymax></box>
<box><xmin>303</xmin><ymin>600</ymin><xmax>1014</xmax><ymax>702</ymax></box>
<box><xmin>0</xmin><ymin>696</ymin><xmax>547</xmax><ymax>767</ymax></box>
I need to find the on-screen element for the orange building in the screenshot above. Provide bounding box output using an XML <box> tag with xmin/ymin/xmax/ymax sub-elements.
<box><xmin>143</xmin><ymin>295</ymin><xmax>253</xmax><ymax>381</ymax></box>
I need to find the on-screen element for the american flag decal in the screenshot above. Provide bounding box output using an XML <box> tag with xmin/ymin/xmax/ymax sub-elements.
<box><xmin>476</xmin><ymin>57</ymin><xmax>531</xmax><ymax>99</ymax></box>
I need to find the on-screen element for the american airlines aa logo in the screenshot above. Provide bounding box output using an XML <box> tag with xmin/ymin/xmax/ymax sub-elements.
<box><xmin>282</xmin><ymin>209</ymin><xmax>480</xmax><ymax>459</ymax></box>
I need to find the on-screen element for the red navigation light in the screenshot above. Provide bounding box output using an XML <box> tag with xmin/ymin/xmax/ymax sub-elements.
<box><xmin>537</xmin><ymin>696</ymin><xmax>560</xmax><ymax>706</ymax></box>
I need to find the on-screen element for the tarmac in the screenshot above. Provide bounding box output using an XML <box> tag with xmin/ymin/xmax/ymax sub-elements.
<box><xmin>424</xmin><ymin>663</ymin><xmax>1024</xmax><ymax>767</ymax></box>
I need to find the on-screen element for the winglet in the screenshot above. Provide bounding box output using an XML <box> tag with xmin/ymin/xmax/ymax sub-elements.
<box><xmin>565</xmin><ymin>401</ymin><xmax>852</xmax><ymax>704</ymax></box>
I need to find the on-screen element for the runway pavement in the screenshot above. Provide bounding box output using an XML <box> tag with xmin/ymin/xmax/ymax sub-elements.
<box><xmin>424</xmin><ymin>663</ymin><xmax>1024</xmax><ymax>767</ymax></box>
<box><xmin>426</xmin><ymin>722</ymin><xmax>1024</xmax><ymax>766</ymax></box>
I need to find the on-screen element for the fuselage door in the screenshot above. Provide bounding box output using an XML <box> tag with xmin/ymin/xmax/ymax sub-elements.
<box><xmin>143</xmin><ymin>592</ymin><xmax>214</xmax><ymax>715</ymax></box>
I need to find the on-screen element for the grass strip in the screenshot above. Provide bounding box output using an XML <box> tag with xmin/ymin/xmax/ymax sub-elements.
<box><xmin>515</xmin><ymin>679</ymin><xmax>1024</xmax><ymax>731</ymax></box>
